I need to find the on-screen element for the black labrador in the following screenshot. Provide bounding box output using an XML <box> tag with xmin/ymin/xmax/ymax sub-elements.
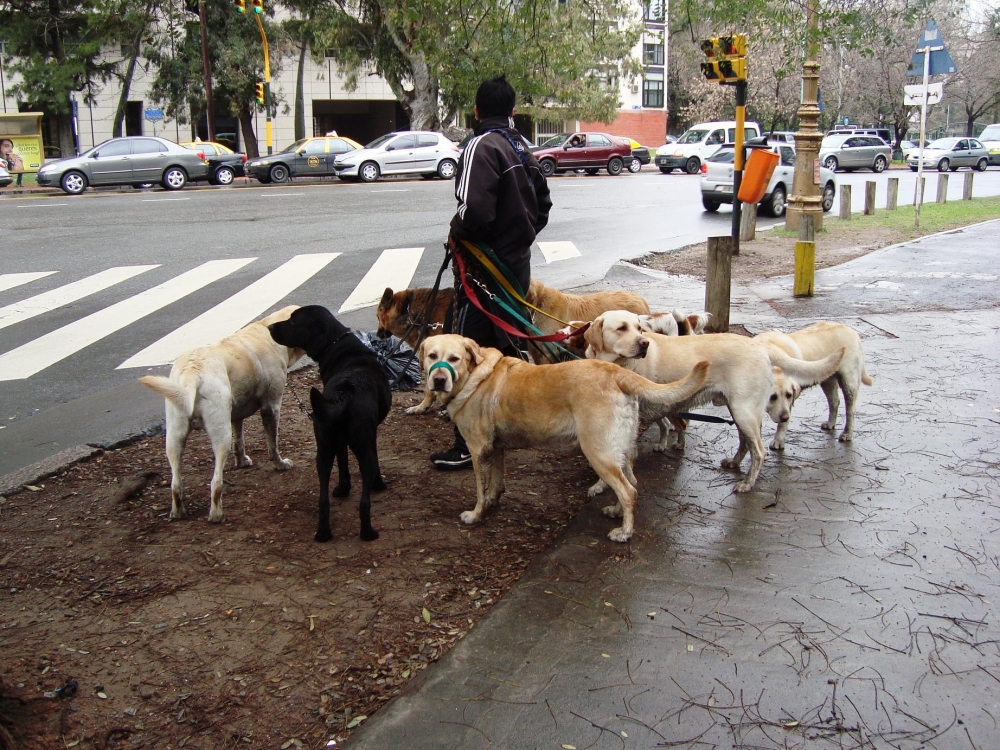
<box><xmin>268</xmin><ymin>306</ymin><xmax>391</xmax><ymax>542</ymax></box>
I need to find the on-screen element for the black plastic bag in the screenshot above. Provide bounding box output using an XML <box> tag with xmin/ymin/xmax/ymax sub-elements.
<box><xmin>353</xmin><ymin>332</ymin><xmax>422</xmax><ymax>391</ymax></box>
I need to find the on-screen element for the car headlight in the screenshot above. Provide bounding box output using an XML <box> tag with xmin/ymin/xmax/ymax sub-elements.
<box><xmin>673</xmin><ymin>151</ymin><xmax>684</xmax><ymax>157</ymax></box>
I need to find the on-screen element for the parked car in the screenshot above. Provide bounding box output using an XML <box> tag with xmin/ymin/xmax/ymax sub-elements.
<box><xmin>819</xmin><ymin>134</ymin><xmax>892</xmax><ymax>172</ymax></box>
<box><xmin>626</xmin><ymin>138</ymin><xmax>650</xmax><ymax>173</ymax></box>
<box><xmin>700</xmin><ymin>143</ymin><xmax>837</xmax><ymax>218</ymax></box>
<box><xmin>332</xmin><ymin>131</ymin><xmax>460</xmax><ymax>182</ymax></box>
<box><xmin>906</xmin><ymin>137</ymin><xmax>989</xmax><ymax>172</ymax></box>
<box><xmin>900</xmin><ymin>139</ymin><xmax>929</xmax><ymax>161</ymax></box>
<box><xmin>654</xmin><ymin>120</ymin><xmax>762</xmax><ymax>175</ymax></box>
<box><xmin>180</xmin><ymin>141</ymin><xmax>247</xmax><ymax>185</ymax></box>
<box><xmin>245</xmin><ymin>135</ymin><xmax>363</xmax><ymax>183</ymax></box>
<box><xmin>0</xmin><ymin>164</ymin><xmax>11</xmax><ymax>188</ymax></box>
<box><xmin>979</xmin><ymin>123</ymin><xmax>1000</xmax><ymax>166</ymax></box>
<box><xmin>768</xmin><ymin>131</ymin><xmax>796</xmax><ymax>145</ymax></box>
<box><xmin>826</xmin><ymin>126</ymin><xmax>893</xmax><ymax>145</ymax></box>
<box><xmin>34</xmin><ymin>136</ymin><xmax>210</xmax><ymax>195</ymax></box>
<box><xmin>531</xmin><ymin>132</ymin><xmax>633</xmax><ymax>176</ymax></box>
<box><xmin>458</xmin><ymin>132</ymin><xmax>535</xmax><ymax>153</ymax></box>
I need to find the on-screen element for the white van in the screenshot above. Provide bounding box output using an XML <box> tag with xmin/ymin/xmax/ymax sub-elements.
<box><xmin>979</xmin><ymin>123</ymin><xmax>1000</xmax><ymax>166</ymax></box>
<box><xmin>655</xmin><ymin>120</ymin><xmax>762</xmax><ymax>174</ymax></box>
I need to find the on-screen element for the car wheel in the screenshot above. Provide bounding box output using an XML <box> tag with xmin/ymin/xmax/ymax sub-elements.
<box><xmin>873</xmin><ymin>156</ymin><xmax>888</xmax><ymax>173</ymax></box>
<box><xmin>60</xmin><ymin>171</ymin><xmax>88</xmax><ymax>195</ymax></box>
<box><xmin>659</xmin><ymin>167</ymin><xmax>673</xmax><ymax>174</ymax></box>
<box><xmin>359</xmin><ymin>161</ymin><xmax>380</xmax><ymax>183</ymax></box>
<box><xmin>824</xmin><ymin>156</ymin><xmax>839</xmax><ymax>171</ymax></box>
<box><xmin>607</xmin><ymin>157</ymin><xmax>624</xmax><ymax>175</ymax></box>
<box><xmin>269</xmin><ymin>164</ymin><xmax>289</xmax><ymax>183</ymax></box>
<box><xmin>437</xmin><ymin>159</ymin><xmax>457</xmax><ymax>179</ymax></box>
<box><xmin>162</xmin><ymin>167</ymin><xmax>187</xmax><ymax>191</ymax></box>
<box><xmin>214</xmin><ymin>166</ymin><xmax>235</xmax><ymax>186</ymax></box>
<box><xmin>420</xmin><ymin>173</ymin><xmax>437</xmax><ymax>180</ymax></box>
<box><xmin>701</xmin><ymin>196</ymin><xmax>721</xmax><ymax>212</ymax></box>
<box><xmin>766</xmin><ymin>185</ymin><xmax>787</xmax><ymax>218</ymax></box>
<box><xmin>909</xmin><ymin>166</ymin><xmax>918</xmax><ymax>172</ymax></box>
<box><xmin>937</xmin><ymin>158</ymin><xmax>950</xmax><ymax>172</ymax></box>
<box><xmin>539</xmin><ymin>159</ymin><xmax>556</xmax><ymax>177</ymax></box>
<box><xmin>822</xmin><ymin>182</ymin><xmax>835</xmax><ymax>212</ymax></box>
<box><xmin>585</xmin><ymin>167</ymin><xmax>599</xmax><ymax>175</ymax></box>
<box><xmin>627</xmin><ymin>158</ymin><xmax>641</xmax><ymax>173</ymax></box>
<box><xmin>976</xmin><ymin>158</ymin><xmax>988</xmax><ymax>172</ymax></box>
<box><xmin>684</xmin><ymin>157</ymin><xmax>700</xmax><ymax>175</ymax></box>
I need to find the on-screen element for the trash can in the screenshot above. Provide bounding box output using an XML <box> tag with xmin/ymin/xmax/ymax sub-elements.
<box><xmin>737</xmin><ymin>148</ymin><xmax>779</xmax><ymax>204</ymax></box>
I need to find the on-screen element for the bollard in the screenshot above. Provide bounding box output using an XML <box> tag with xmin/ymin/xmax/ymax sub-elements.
<box><xmin>864</xmin><ymin>180</ymin><xmax>876</xmax><ymax>215</ymax></box>
<box><xmin>839</xmin><ymin>184</ymin><xmax>851</xmax><ymax>220</ymax></box>
<box><xmin>794</xmin><ymin>214</ymin><xmax>815</xmax><ymax>297</ymax></box>
<box><xmin>887</xmin><ymin>177</ymin><xmax>898</xmax><ymax>210</ymax></box>
<box><xmin>705</xmin><ymin>235</ymin><xmax>733</xmax><ymax>333</ymax></box>
<box><xmin>937</xmin><ymin>173</ymin><xmax>948</xmax><ymax>203</ymax></box>
<box><xmin>964</xmin><ymin>172</ymin><xmax>974</xmax><ymax>200</ymax></box>
<box><xmin>739</xmin><ymin>201</ymin><xmax>757</xmax><ymax>242</ymax></box>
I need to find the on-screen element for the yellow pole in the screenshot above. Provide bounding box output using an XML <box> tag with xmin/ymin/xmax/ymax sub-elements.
<box><xmin>254</xmin><ymin>12</ymin><xmax>273</xmax><ymax>155</ymax></box>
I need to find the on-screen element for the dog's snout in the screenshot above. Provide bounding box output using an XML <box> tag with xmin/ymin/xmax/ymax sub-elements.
<box><xmin>431</xmin><ymin>374</ymin><xmax>450</xmax><ymax>391</ymax></box>
<box><xmin>780</xmin><ymin>413</ymin><xmax>790</xmax><ymax>423</ymax></box>
<box><xmin>638</xmin><ymin>337</ymin><xmax>649</xmax><ymax>350</ymax></box>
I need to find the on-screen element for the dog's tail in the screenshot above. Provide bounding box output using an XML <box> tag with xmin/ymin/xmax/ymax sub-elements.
<box><xmin>766</xmin><ymin>346</ymin><xmax>845</xmax><ymax>388</ymax></box>
<box><xmin>616</xmin><ymin>361</ymin><xmax>710</xmax><ymax>412</ymax></box>
<box><xmin>861</xmin><ymin>364</ymin><xmax>874</xmax><ymax>386</ymax></box>
<box><xmin>309</xmin><ymin>387</ymin><xmax>350</xmax><ymax>423</ymax></box>
<box><xmin>684</xmin><ymin>311</ymin><xmax>711</xmax><ymax>335</ymax></box>
<box><xmin>139</xmin><ymin>374</ymin><xmax>197</xmax><ymax>417</ymax></box>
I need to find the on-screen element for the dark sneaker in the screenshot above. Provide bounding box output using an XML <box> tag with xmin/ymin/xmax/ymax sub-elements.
<box><xmin>431</xmin><ymin>447</ymin><xmax>473</xmax><ymax>470</ymax></box>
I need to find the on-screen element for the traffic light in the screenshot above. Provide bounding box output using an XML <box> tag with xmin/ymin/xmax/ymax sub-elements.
<box><xmin>234</xmin><ymin>0</ymin><xmax>245</xmax><ymax>12</ymax></box>
<box><xmin>699</xmin><ymin>34</ymin><xmax>747</xmax><ymax>83</ymax></box>
<box><xmin>255</xmin><ymin>82</ymin><xmax>265</xmax><ymax>105</ymax></box>
<box><xmin>251</xmin><ymin>0</ymin><xmax>263</xmax><ymax>13</ymax></box>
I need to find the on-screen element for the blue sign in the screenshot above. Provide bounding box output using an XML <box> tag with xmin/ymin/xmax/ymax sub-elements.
<box><xmin>906</xmin><ymin>20</ymin><xmax>956</xmax><ymax>77</ymax></box>
<box><xmin>144</xmin><ymin>108</ymin><xmax>165</xmax><ymax>123</ymax></box>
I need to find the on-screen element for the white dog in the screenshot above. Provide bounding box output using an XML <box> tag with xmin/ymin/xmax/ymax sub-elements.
<box><xmin>638</xmin><ymin>310</ymin><xmax>712</xmax><ymax>337</ymax></box>
<box><xmin>756</xmin><ymin>322</ymin><xmax>874</xmax><ymax>450</ymax></box>
<box><xmin>139</xmin><ymin>306</ymin><xmax>305</xmax><ymax>523</ymax></box>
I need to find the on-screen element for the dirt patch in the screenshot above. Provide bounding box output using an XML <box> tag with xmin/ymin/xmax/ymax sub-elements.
<box><xmin>0</xmin><ymin>369</ymin><xmax>597</xmax><ymax>749</ymax></box>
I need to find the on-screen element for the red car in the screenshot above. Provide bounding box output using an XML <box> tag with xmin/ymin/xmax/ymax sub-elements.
<box><xmin>532</xmin><ymin>132</ymin><xmax>633</xmax><ymax>176</ymax></box>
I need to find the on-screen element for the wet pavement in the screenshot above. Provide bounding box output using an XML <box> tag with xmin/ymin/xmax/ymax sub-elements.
<box><xmin>347</xmin><ymin>220</ymin><xmax>1000</xmax><ymax>748</ymax></box>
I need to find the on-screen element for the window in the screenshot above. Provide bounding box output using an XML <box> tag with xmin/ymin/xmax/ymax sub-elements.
<box><xmin>643</xmin><ymin>0</ymin><xmax>664</xmax><ymax>22</ymax></box>
<box><xmin>95</xmin><ymin>140</ymin><xmax>132</xmax><ymax>157</ymax></box>
<box><xmin>643</xmin><ymin>43</ymin><xmax>664</xmax><ymax>66</ymax></box>
<box><xmin>131</xmin><ymin>139</ymin><xmax>166</xmax><ymax>154</ymax></box>
<box><xmin>707</xmin><ymin>149</ymin><xmax>735</xmax><ymax>164</ymax></box>
<box><xmin>971</xmin><ymin>140</ymin><xmax>983</xmax><ymax>149</ymax></box>
<box><xmin>590</xmin><ymin>135</ymin><xmax>611</xmax><ymax>147</ymax></box>
<box><xmin>388</xmin><ymin>135</ymin><xmax>416</xmax><ymax>150</ymax></box>
<box><xmin>302</xmin><ymin>140</ymin><xmax>327</xmax><ymax>154</ymax></box>
<box><xmin>642</xmin><ymin>72</ymin><xmax>664</xmax><ymax>108</ymax></box>
<box><xmin>417</xmin><ymin>135</ymin><xmax>439</xmax><ymax>147</ymax></box>
<box><xmin>956</xmin><ymin>139</ymin><xmax>969</xmax><ymax>150</ymax></box>
<box><xmin>329</xmin><ymin>138</ymin><xmax>352</xmax><ymax>154</ymax></box>
<box><xmin>779</xmin><ymin>147</ymin><xmax>796</xmax><ymax>167</ymax></box>
<box><xmin>706</xmin><ymin>130</ymin><xmax>725</xmax><ymax>145</ymax></box>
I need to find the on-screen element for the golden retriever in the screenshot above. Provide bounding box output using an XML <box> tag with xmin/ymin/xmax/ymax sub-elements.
<box><xmin>409</xmin><ymin>334</ymin><xmax>709</xmax><ymax>541</ymax></box>
<box><xmin>585</xmin><ymin>310</ymin><xmax>844</xmax><ymax>493</ymax></box>
<box><xmin>139</xmin><ymin>306</ymin><xmax>305</xmax><ymax>523</ymax></box>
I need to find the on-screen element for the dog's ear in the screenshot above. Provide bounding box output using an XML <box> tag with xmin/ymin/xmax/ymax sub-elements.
<box><xmin>416</xmin><ymin>338</ymin><xmax>428</xmax><ymax>371</ymax></box>
<box><xmin>464</xmin><ymin>339</ymin><xmax>483</xmax><ymax>367</ymax></box>
<box><xmin>380</xmin><ymin>288</ymin><xmax>394</xmax><ymax>308</ymax></box>
<box><xmin>584</xmin><ymin>315</ymin><xmax>605</xmax><ymax>354</ymax></box>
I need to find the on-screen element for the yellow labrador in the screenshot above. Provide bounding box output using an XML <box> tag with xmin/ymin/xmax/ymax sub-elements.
<box><xmin>410</xmin><ymin>334</ymin><xmax>709</xmax><ymax>542</ymax></box>
<box><xmin>139</xmin><ymin>306</ymin><xmax>305</xmax><ymax>524</ymax></box>
<box><xmin>756</xmin><ymin>322</ymin><xmax>874</xmax><ymax>449</ymax></box>
<box><xmin>585</xmin><ymin>310</ymin><xmax>844</xmax><ymax>493</ymax></box>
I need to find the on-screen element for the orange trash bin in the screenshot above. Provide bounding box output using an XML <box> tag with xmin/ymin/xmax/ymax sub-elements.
<box><xmin>737</xmin><ymin>148</ymin><xmax>780</xmax><ymax>204</ymax></box>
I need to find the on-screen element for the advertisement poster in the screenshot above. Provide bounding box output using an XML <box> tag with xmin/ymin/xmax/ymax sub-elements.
<box><xmin>0</xmin><ymin>135</ymin><xmax>44</xmax><ymax>173</ymax></box>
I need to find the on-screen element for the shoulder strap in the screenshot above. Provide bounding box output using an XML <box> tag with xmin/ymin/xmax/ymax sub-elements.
<box><xmin>482</xmin><ymin>128</ymin><xmax>531</xmax><ymax>170</ymax></box>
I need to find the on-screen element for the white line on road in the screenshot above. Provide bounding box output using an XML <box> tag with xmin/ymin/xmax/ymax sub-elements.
<box><xmin>339</xmin><ymin>247</ymin><xmax>423</xmax><ymax>313</ymax></box>
<box><xmin>260</xmin><ymin>193</ymin><xmax>305</xmax><ymax>197</ymax></box>
<box><xmin>119</xmin><ymin>253</ymin><xmax>340</xmax><ymax>369</ymax></box>
<box><xmin>0</xmin><ymin>265</ymin><xmax>159</xmax><ymax>331</ymax></box>
<box><xmin>537</xmin><ymin>241</ymin><xmax>582</xmax><ymax>263</ymax></box>
<box><xmin>15</xmin><ymin>203</ymin><xmax>69</xmax><ymax>208</ymax></box>
<box><xmin>141</xmin><ymin>197</ymin><xmax>190</xmax><ymax>202</ymax></box>
<box><xmin>370</xmin><ymin>189</ymin><xmax>409</xmax><ymax>193</ymax></box>
<box><xmin>0</xmin><ymin>272</ymin><xmax>57</xmax><ymax>294</ymax></box>
<box><xmin>0</xmin><ymin>258</ymin><xmax>255</xmax><ymax>382</ymax></box>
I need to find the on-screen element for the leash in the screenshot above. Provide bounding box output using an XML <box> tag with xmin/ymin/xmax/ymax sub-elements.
<box><xmin>675</xmin><ymin>412</ymin><xmax>736</xmax><ymax>425</ymax></box>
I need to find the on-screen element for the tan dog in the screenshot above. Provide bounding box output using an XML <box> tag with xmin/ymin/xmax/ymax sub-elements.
<box><xmin>376</xmin><ymin>286</ymin><xmax>456</xmax><ymax>349</ymax></box>
<box><xmin>410</xmin><ymin>334</ymin><xmax>709</xmax><ymax>542</ymax></box>
<box><xmin>585</xmin><ymin>310</ymin><xmax>845</xmax><ymax>493</ymax></box>
<box><xmin>639</xmin><ymin>310</ymin><xmax>712</xmax><ymax>337</ymax></box>
<box><xmin>139</xmin><ymin>306</ymin><xmax>305</xmax><ymax>524</ymax></box>
<box><xmin>756</xmin><ymin>322</ymin><xmax>874</xmax><ymax>450</ymax></box>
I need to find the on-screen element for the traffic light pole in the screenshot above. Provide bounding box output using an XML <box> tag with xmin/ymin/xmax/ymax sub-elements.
<box><xmin>198</xmin><ymin>0</ymin><xmax>215</xmax><ymax>142</ymax></box>
<box><xmin>254</xmin><ymin>11</ymin><xmax>273</xmax><ymax>155</ymax></box>
<box><xmin>730</xmin><ymin>79</ymin><xmax>747</xmax><ymax>257</ymax></box>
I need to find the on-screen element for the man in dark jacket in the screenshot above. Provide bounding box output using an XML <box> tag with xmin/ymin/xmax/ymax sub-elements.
<box><xmin>430</xmin><ymin>74</ymin><xmax>552</xmax><ymax>470</ymax></box>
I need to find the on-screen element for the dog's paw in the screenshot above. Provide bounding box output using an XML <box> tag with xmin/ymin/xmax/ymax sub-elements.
<box><xmin>360</xmin><ymin>527</ymin><xmax>379</xmax><ymax>542</ymax></box>
<box><xmin>405</xmin><ymin>404</ymin><xmax>430</xmax><ymax>415</ymax></box>
<box><xmin>820</xmin><ymin>421</ymin><xmax>836</xmax><ymax>432</ymax></box>
<box><xmin>277</xmin><ymin>458</ymin><xmax>293</xmax><ymax>471</ymax></box>
<box><xmin>769</xmin><ymin>440</ymin><xmax>785</xmax><ymax>451</ymax></box>
<box><xmin>652</xmin><ymin>442</ymin><xmax>668</xmax><ymax>453</ymax></box>
<box><xmin>838</xmin><ymin>432</ymin><xmax>852</xmax><ymax>443</ymax></box>
<box><xmin>374</xmin><ymin>475</ymin><xmax>387</xmax><ymax>492</ymax></box>
<box><xmin>734</xmin><ymin>479</ymin><xmax>754</xmax><ymax>494</ymax></box>
<box><xmin>315</xmin><ymin>528</ymin><xmax>333</xmax><ymax>543</ymax></box>
<box><xmin>332</xmin><ymin>483</ymin><xmax>351</xmax><ymax>498</ymax></box>
<box><xmin>607</xmin><ymin>527</ymin><xmax>632</xmax><ymax>543</ymax></box>
<box><xmin>459</xmin><ymin>510</ymin><xmax>481</xmax><ymax>525</ymax></box>
<box><xmin>236</xmin><ymin>455</ymin><xmax>253</xmax><ymax>468</ymax></box>
<box><xmin>602</xmin><ymin>503</ymin><xmax>623</xmax><ymax>519</ymax></box>
<box><xmin>208</xmin><ymin>511</ymin><xmax>225</xmax><ymax>524</ymax></box>
<box><xmin>721</xmin><ymin>457</ymin><xmax>741</xmax><ymax>470</ymax></box>
<box><xmin>587</xmin><ymin>480</ymin><xmax>607</xmax><ymax>497</ymax></box>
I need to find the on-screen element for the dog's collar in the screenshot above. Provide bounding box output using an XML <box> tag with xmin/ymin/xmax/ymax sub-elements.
<box><xmin>329</xmin><ymin>329</ymin><xmax>353</xmax><ymax>348</ymax></box>
<box><xmin>428</xmin><ymin>361</ymin><xmax>456</xmax><ymax>379</ymax></box>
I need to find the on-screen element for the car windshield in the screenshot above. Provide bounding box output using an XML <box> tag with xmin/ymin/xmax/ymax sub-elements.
<box><xmin>977</xmin><ymin>126</ymin><xmax>1000</xmax><ymax>141</ymax></box>
<box><xmin>365</xmin><ymin>133</ymin><xmax>396</xmax><ymax>149</ymax></box>
<box><xmin>538</xmin><ymin>134</ymin><xmax>569</xmax><ymax>148</ymax></box>
<box><xmin>677</xmin><ymin>129</ymin><xmax>709</xmax><ymax>144</ymax></box>
<box><xmin>707</xmin><ymin>149</ymin><xmax>735</xmax><ymax>163</ymax></box>
<box><xmin>281</xmin><ymin>139</ymin><xmax>309</xmax><ymax>153</ymax></box>
<box><xmin>928</xmin><ymin>138</ymin><xmax>958</xmax><ymax>150</ymax></box>
<box><xmin>821</xmin><ymin>136</ymin><xmax>848</xmax><ymax>149</ymax></box>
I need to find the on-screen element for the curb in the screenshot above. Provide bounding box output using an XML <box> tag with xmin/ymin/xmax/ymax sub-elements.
<box><xmin>0</xmin><ymin>445</ymin><xmax>104</xmax><ymax>498</ymax></box>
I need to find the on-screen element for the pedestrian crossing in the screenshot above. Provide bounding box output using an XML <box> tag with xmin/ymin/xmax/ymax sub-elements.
<box><xmin>0</xmin><ymin>240</ymin><xmax>583</xmax><ymax>382</ymax></box>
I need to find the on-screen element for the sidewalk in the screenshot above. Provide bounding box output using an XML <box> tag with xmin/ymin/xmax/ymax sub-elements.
<box><xmin>346</xmin><ymin>221</ymin><xmax>1000</xmax><ymax>748</ymax></box>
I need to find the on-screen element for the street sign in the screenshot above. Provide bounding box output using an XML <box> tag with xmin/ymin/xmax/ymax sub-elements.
<box><xmin>904</xmin><ymin>82</ymin><xmax>943</xmax><ymax>105</ymax></box>
<box><xmin>906</xmin><ymin>20</ymin><xmax>956</xmax><ymax>76</ymax></box>
<box><xmin>144</xmin><ymin>108</ymin><xmax>164</xmax><ymax>123</ymax></box>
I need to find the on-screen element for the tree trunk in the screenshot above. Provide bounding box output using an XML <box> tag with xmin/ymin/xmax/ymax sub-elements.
<box><xmin>239</xmin><ymin>105</ymin><xmax>259</xmax><ymax>158</ymax></box>
<box><xmin>406</xmin><ymin>51</ymin><xmax>441</xmax><ymax>131</ymax></box>
<box><xmin>113</xmin><ymin>2</ymin><xmax>153</xmax><ymax>138</ymax></box>
<box><xmin>294</xmin><ymin>40</ymin><xmax>307</xmax><ymax>140</ymax></box>
<box><xmin>58</xmin><ymin>114</ymin><xmax>75</xmax><ymax>157</ymax></box>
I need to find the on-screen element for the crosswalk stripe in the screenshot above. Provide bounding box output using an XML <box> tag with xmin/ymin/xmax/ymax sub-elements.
<box><xmin>0</xmin><ymin>272</ymin><xmax>57</xmax><ymax>294</ymax></box>
<box><xmin>537</xmin><ymin>241</ymin><xmax>582</xmax><ymax>263</ymax></box>
<box><xmin>0</xmin><ymin>258</ymin><xmax>255</xmax><ymax>382</ymax></box>
<box><xmin>338</xmin><ymin>247</ymin><xmax>424</xmax><ymax>313</ymax></box>
<box><xmin>0</xmin><ymin>266</ymin><xmax>159</xmax><ymax>332</ymax></box>
<box><xmin>118</xmin><ymin>253</ymin><xmax>340</xmax><ymax>369</ymax></box>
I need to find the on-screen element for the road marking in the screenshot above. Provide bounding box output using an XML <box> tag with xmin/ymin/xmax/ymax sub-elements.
<box><xmin>119</xmin><ymin>253</ymin><xmax>340</xmax><ymax>368</ymax></box>
<box><xmin>0</xmin><ymin>265</ymin><xmax>159</xmax><ymax>331</ymax></box>
<box><xmin>339</xmin><ymin>247</ymin><xmax>423</xmax><ymax>313</ymax></box>
<box><xmin>15</xmin><ymin>203</ymin><xmax>69</xmax><ymax>208</ymax></box>
<box><xmin>260</xmin><ymin>193</ymin><xmax>305</xmax><ymax>197</ymax></box>
<box><xmin>537</xmin><ymin>241</ymin><xmax>581</xmax><ymax>263</ymax></box>
<box><xmin>0</xmin><ymin>272</ymin><xmax>57</xmax><ymax>294</ymax></box>
<box><xmin>0</xmin><ymin>258</ymin><xmax>254</xmax><ymax>382</ymax></box>
<box><xmin>141</xmin><ymin>197</ymin><xmax>190</xmax><ymax>202</ymax></box>
<box><xmin>370</xmin><ymin>189</ymin><xmax>409</xmax><ymax>193</ymax></box>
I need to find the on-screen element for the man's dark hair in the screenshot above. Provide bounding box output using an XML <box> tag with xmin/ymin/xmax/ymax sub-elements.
<box><xmin>475</xmin><ymin>75</ymin><xmax>516</xmax><ymax>119</ymax></box>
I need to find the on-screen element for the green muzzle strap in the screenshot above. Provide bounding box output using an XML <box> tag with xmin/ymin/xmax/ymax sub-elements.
<box><xmin>428</xmin><ymin>361</ymin><xmax>456</xmax><ymax>380</ymax></box>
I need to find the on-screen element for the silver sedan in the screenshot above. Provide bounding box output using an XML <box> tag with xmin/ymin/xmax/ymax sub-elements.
<box><xmin>906</xmin><ymin>137</ymin><xmax>990</xmax><ymax>172</ymax></box>
<box><xmin>332</xmin><ymin>131</ymin><xmax>461</xmax><ymax>182</ymax></box>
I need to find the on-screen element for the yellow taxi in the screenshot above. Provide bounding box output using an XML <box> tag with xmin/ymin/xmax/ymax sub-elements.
<box><xmin>179</xmin><ymin>140</ymin><xmax>247</xmax><ymax>185</ymax></box>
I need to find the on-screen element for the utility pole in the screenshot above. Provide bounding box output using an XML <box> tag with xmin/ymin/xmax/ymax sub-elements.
<box><xmin>786</xmin><ymin>0</ymin><xmax>823</xmax><ymax>232</ymax></box>
<box><xmin>198</xmin><ymin>0</ymin><xmax>215</xmax><ymax>142</ymax></box>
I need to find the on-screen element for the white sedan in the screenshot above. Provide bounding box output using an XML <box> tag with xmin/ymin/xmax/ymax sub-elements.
<box><xmin>700</xmin><ymin>143</ymin><xmax>837</xmax><ymax>217</ymax></box>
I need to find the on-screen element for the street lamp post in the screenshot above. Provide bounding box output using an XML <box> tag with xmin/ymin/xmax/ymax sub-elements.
<box><xmin>253</xmin><ymin>10</ymin><xmax>273</xmax><ymax>155</ymax></box>
<box><xmin>786</xmin><ymin>0</ymin><xmax>824</xmax><ymax>232</ymax></box>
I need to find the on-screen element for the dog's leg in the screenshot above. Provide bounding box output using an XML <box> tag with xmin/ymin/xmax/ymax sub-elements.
<box><xmin>232</xmin><ymin>418</ymin><xmax>252</xmax><ymax>467</ymax></box>
<box><xmin>459</xmin><ymin>446</ymin><xmax>493</xmax><ymax>525</ymax></box>
<box><xmin>770</xmin><ymin>417</ymin><xmax>790</xmax><ymax>451</ymax></box>
<box><xmin>839</xmin><ymin>377</ymin><xmax>857</xmax><ymax>443</ymax></box>
<box><xmin>670</xmin><ymin>417</ymin><xmax>687</xmax><ymax>451</ymax></box>
<box><xmin>483</xmin><ymin>447</ymin><xmax>506</xmax><ymax>508</ymax></box>
<box><xmin>331</xmin><ymin>446</ymin><xmax>351</xmax><ymax>497</ymax></box>
<box><xmin>204</xmin><ymin>418</ymin><xmax>233</xmax><ymax>523</ymax></box>
<box><xmin>588</xmin><ymin>458</ymin><xmax>636</xmax><ymax>542</ymax></box>
<box><xmin>354</xmin><ymin>441</ymin><xmax>381</xmax><ymax>542</ymax></box>
<box><xmin>372</xmin><ymin>444</ymin><xmax>387</xmax><ymax>492</ymax></box>
<box><xmin>587</xmin><ymin>478</ymin><xmax>608</xmax><ymax>497</ymax></box>
<box><xmin>653</xmin><ymin>418</ymin><xmax>671</xmax><ymax>452</ymax></box>
<box><xmin>314</xmin><ymin>438</ymin><xmax>336</xmax><ymax>543</ymax></box>
<box><xmin>820</xmin><ymin>377</ymin><xmax>840</xmax><ymax>432</ymax></box>
<box><xmin>260</xmin><ymin>403</ymin><xmax>293</xmax><ymax>470</ymax></box>
<box><xmin>729</xmin><ymin>407</ymin><xmax>766</xmax><ymax>494</ymax></box>
<box><xmin>405</xmin><ymin>390</ymin><xmax>436</xmax><ymax>415</ymax></box>
<box><xmin>722</xmin><ymin>429</ymin><xmax>749</xmax><ymax>470</ymax></box>
<box><xmin>165</xmin><ymin>419</ymin><xmax>189</xmax><ymax>520</ymax></box>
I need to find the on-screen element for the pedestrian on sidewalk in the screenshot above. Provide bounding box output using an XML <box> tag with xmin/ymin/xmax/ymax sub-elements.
<box><xmin>429</xmin><ymin>74</ymin><xmax>552</xmax><ymax>470</ymax></box>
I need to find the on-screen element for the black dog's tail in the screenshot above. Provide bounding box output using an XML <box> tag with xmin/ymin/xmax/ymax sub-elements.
<box><xmin>309</xmin><ymin>387</ymin><xmax>350</xmax><ymax>423</ymax></box>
